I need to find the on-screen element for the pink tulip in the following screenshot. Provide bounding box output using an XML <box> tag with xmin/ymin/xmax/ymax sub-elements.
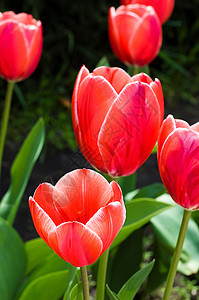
<box><xmin>120</xmin><ymin>0</ymin><xmax>175</xmax><ymax>24</ymax></box>
<box><xmin>108</xmin><ymin>5</ymin><xmax>162</xmax><ymax>66</ymax></box>
<box><xmin>72</xmin><ymin>66</ymin><xmax>164</xmax><ymax>177</ymax></box>
<box><xmin>158</xmin><ymin>115</ymin><xmax>199</xmax><ymax>211</ymax></box>
<box><xmin>0</xmin><ymin>11</ymin><xmax>42</xmax><ymax>82</ymax></box>
<box><xmin>29</xmin><ymin>169</ymin><xmax>126</xmax><ymax>267</ymax></box>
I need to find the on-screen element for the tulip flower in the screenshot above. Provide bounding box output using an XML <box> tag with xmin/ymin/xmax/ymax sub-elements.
<box><xmin>120</xmin><ymin>0</ymin><xmax>175</xmax><ymax>24</ymax></box>
<box><xmin>108</xmin><ymin>5</ymin><xmax>162</xmax><ymax>66</ymax></box>
<box><xmin>29</xmin><ymin>169</ymin><xmax>126</xmax><ymax>267</ymax></box>
<box><xmin>72</xmin><ymin>66</ymin><xmax>164</xmax><ymax>177</ymax></box>
<box><xmin>157</xmin><ymin>115</ymin><xmax>199</xmax><ymax>211</ymax></box>
<box><xmin>0</xmin><ymin>11</ymin><xmax>42</xmax><ymax>82</ymax></box>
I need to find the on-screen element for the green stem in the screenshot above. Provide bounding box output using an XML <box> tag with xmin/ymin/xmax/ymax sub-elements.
<box><xmin>96</xmin><ymin>248</ymin><xmax>110</xmax><ymax>300</ymax></box>
<box><xmin>163</xmin><ymin>209</ymin><xmax>192</xmax><ymax>300</ymax></box>
<box><xmin>0</xmin><ymin>81</ymin><xmax>15</xmax><ymax>181</ymax></box>
<box><xmin>95</xmin><ymin>175</ymin><xmax>117</xmax><ymax>300</ymax></box>
<box><xmin>80</xmin><ymin>266</ymin><xmax>90</xmax><ymax>300</ymax></box>
<box><xmin>127</xmin><ymin>65</ymin><xmax>139</xmax><ymax>76</ymax></box>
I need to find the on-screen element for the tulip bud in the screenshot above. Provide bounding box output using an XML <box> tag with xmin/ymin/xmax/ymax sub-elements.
<box><xmin>120</xmin><ymin>0</ymin><xmax>175</xmax><ymax>24</ymax></box>
<box><xmin>108</xmin><ymin>5</ymin><xmax>162</xmax><ymax>67</ymax></box>
<box><xmin>0</xmin><ymin>11</ymin><xmax>43</xmax><ymax>82</ymax></box>
<box><xmin>72</xmin><ymin>66</ymin><xmax>164</xmax><ymax>177</ymax></box>
<box><xmin>157</xmin><ymin>115</ymin><xmax>199</xmax><ymax>211</ymax></box>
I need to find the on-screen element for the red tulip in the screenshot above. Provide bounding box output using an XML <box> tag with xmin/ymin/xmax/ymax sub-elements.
<box><xmin>0</xmin><ymin>11</ymin><xmax>42</xmax><ymax>82</ymax></box>
<box><xmin>29</xmin><ymin>169</ymin><xmax>126</xmax><ymax>267</ymax></box>
<box><xmin>120</xmin><ymin>0</ymin><xmax>175</xmax><ymax>24</ymax></box>
<box><xmin>72</xmin><ymin>66</ymin><xmax>164</xmax><ymax>177</ymax></box>
<box><xmin>157</xmin><ymin>115</ymin><xmax>199</xmax><ymax>211</ymax></box>
<box><xmin>108</xmin><ymin>5</ymin><xmax>162</xmax><ymax>66</ymax></box>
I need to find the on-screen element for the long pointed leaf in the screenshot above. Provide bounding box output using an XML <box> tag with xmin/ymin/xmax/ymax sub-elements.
<box><xmin>118</xmin><ymin>260</ymin><xmax>155</xmax><ymax>300</ymax></box>
<box><xmin>0</xmin><ymin>118</ymin><xmax>45</xmax><ymax>224</ymax></box>
<box><xmin>111</xmin><ymin>198</ymin><xmax>171</xmax><ymax>248</ymax></box>
<box><xmin>0</xmin><ymin>217</ymin><xmax>26</xmax><ymax>300</ymax></box>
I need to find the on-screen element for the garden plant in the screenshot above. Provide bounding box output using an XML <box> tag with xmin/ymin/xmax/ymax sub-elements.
<box><xmin>0</xmin><ymin>0</ymin><xmax>199</xmax><ymax>299</ymax></box>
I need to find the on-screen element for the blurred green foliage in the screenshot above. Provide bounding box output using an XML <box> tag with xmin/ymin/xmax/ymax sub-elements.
<box><xmin>0</xmin><ymin>0</ymin><xmax>198</xmax><ymax>153</ymax></box>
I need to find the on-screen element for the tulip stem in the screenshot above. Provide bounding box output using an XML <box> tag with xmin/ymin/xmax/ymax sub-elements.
<box><xmin>163</xmin><ymin>209</ymin><xmax>192</xmax><ymax>300</ymax></box>
<box><xmin>80</xmin><ymin>266</ymin><xmax>90</xmax><ymax>300</ymax></box>
<box><xmin>0</xmin><ymin>81</ymin><xmax>15</xmax><ymax>182</ymax></box>
<box><xmin>127</xmin><ymin>65</ymin><xmax>139</xmax><ymax>76</ymax></box>
<box><xmin>96</xmin><ymin>248</ymin><xmax>110</xmax><ymax>300</ymax></box>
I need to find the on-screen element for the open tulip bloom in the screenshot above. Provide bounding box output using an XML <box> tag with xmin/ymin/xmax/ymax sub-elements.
<box><xmin>29</xmin><ymin>169</ymin><xmax>126</xmax><ymax>267</ymax></box>
<box><xmin>120</xmin><ymin>0</ymin><xmax>175</xmax><ymax>24</ymax></box>
<box><xmin>158</xmin><ymin>114</ymin><xmax>199</xmax><ymax>211</ymax></box>
<box><xmin>108</xmin><ymin>5</ymin><xmax>162</xmax><ymax>66</ymax></box>
<box><xmin>72</xmin><ymin>66</ymin><xmax>164</xmax><ymax>177</ymax></box>
<box><xmin>0</xmin><ymin>11</ymin><xmax>42</xmax><ymax>82</ymax></box>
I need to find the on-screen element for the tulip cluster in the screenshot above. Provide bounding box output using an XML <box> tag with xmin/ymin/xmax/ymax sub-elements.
<box><xmin>0</xmin><ymin>2</ymin><xmax>198</xmax><ymax>300</ymax></box>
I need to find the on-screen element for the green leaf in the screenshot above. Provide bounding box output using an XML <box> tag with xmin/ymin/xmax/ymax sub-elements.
<box><xmin>0</xmin><ymin>118</ymin><xmax>45</xmax><ymax>225</ymax></box>
<box><xmin>25</xmin><ymin>238</ymin><xmax>53</xmax><ymax>275</ymax></box>
<box><xmin>151</xmin><ymin>143</ymin><xmax>157</xmax><ymax>153</ymax></box>
<box><xmin>26</xmin><ymin>252</ymin><xmax>74</xmax><ymax>287</ymax></box>
<box><xmin>151</xmin><ymin>206</ymin><xmax>199</xmax><ymax>275</ymax></box>
<box><xmin>69</xmin><ymin>275</ymin><xmax>91</xmax><ymax>300</ymax></box>
<box><xmin>117</xmin><ymin>260</ymin><xmax>155</xmax><ymax>300</ymax></box>
<box><xmin>107</xmin><ymin>230</ymin><xmax>143</xmax><ymax>293</ymax></box>
<box><xmin>106</xmin><ymin>285</ymin><xmax>120</xmax><ymax>300</ymax></box>
<box><xmin>69</xmin><ymin>282</ymin><xmax>83</xmax><ymax>300</ymax></box>
<box><xmin>117</xmin><ymin>173</ymin><xmax>136</xmax><ymax>197</ymax></box>
<box><xmin>111</xmin><ymin>198</ymin><xmax>171</xmax><ymax>248</ymax></box>
<box><xmin>158</xmin><ymin>50</ymin><xmax>191</xmax><ymax>77</ymax></box>
<box><xmin>0</xmin><ymin>217</ymin><xmax>26</xmax><ymax>300</ymax></box>
<box><xmin>23</xmin><ymin>238</ymin><xmax>77</xmax><ymax>298</ymax></box>
<box><xmin>125</xmin><ymin>183</ymin><xmax>166</xmax><ymax>201</ymax></box>
<box><xmin>63</xmin><ymin>271</ymin><xmax>79</xmax><ymax>300</ymax></box>
<box><xmin>18</xmin><ymin>270</ymin><xmax>69</xmax><ymax>300</ymax></box>
<box><xmin>96</xmin><ymin>56</ymin><xmax>110</xmax><ymax>67</ymax></box>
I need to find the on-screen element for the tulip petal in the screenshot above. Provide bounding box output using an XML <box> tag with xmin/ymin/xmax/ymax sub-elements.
<box><xmin>33</xmin><ymin>183</ymin><xmax>64</xmax><ymax>225</ymax></box>
<box><xmin>110</xmin><ymin>181</ymin><xmax>124</xmax><ymax>205</ymax></box>
<box><xmin>157</xmin><ymin>115</ymin><xmax>176</xmax><ymax>161</ymax></box>
<box><xmin>29</xmin><ymin>197</ymin><xmax>56</xmax><ymax>246</ymax></box>
<box><xmin>22</xmin><ymin>22</ymin><xmax>42</xmax><ymax>80</ymax></box>
<box><xmin>74</xmin><ymin>74</ymin><xmax>118</xmax><ymax>170</ymax></box>
<box><xmin>175</xmin><ymin>119</ymin><xmax>190</xmax><ymax>129</ymax></box>
<box><xmin>72</xmin><ymin>65</ymin><xmax>90</xmax><ymax>147</ymax></box>
<box><xmin>191</xmin><ymin>122</ymin><xmax>199</xmax><ymax>133</ymax></box>
<box><xmin>0</xmin><ymin>21</ymin><xmax>28</xmax><ymax>80</ymax></box>
<box><xmin>54</xmin><ymin>169</ymin><xmax>115</xmax><ymax>224</ymax></box>
<box><xmin>120</xmin><ymin>0</ymin><xmax>175</xmax><ymax>24</ymax></box>
<box><xmin>132</xmin><ymin>72</ymin><xmax>153</xmax><ymax>84</ymax></box>
<box><xmin>86</xmin><ymin>200</ymin><xmax>125</xmax><ymax>252</ymax></box>
<box><xmin>150</xmin><ymin>79</ymin><xmax>164</xmax><ymax>121</ymax></box>
<box><xmin>130</xmin><ymin>8</ymin><xmax>162</xmax><ymax>66</ymax></box>
<box><xmin>159</xmin><ymin>129</ymin><xmax>199</xmax><ymax>210</ymax></box>
<box><xmin>108</xmin><ymin>7</ymin><xmax>125</xmax><ymax>63</ymax></box>
<box><xmin>111</xmin><ymin>11</ymin><xmax>140</xmax><ymax>64</ymax></box>
<box><xmin>93</xmin><ymin>66</ymin><xmax>132</xmax><ymax>94</ymax></box>
<box><xmin>98</xmin><ymin>82</ymin><xmax>161</xmax><ymax>176</ymax></box>
<box><xmin>48</xmin><ymin>222</ymin><xmax>103</xmax><ymax>267</ymax></box>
